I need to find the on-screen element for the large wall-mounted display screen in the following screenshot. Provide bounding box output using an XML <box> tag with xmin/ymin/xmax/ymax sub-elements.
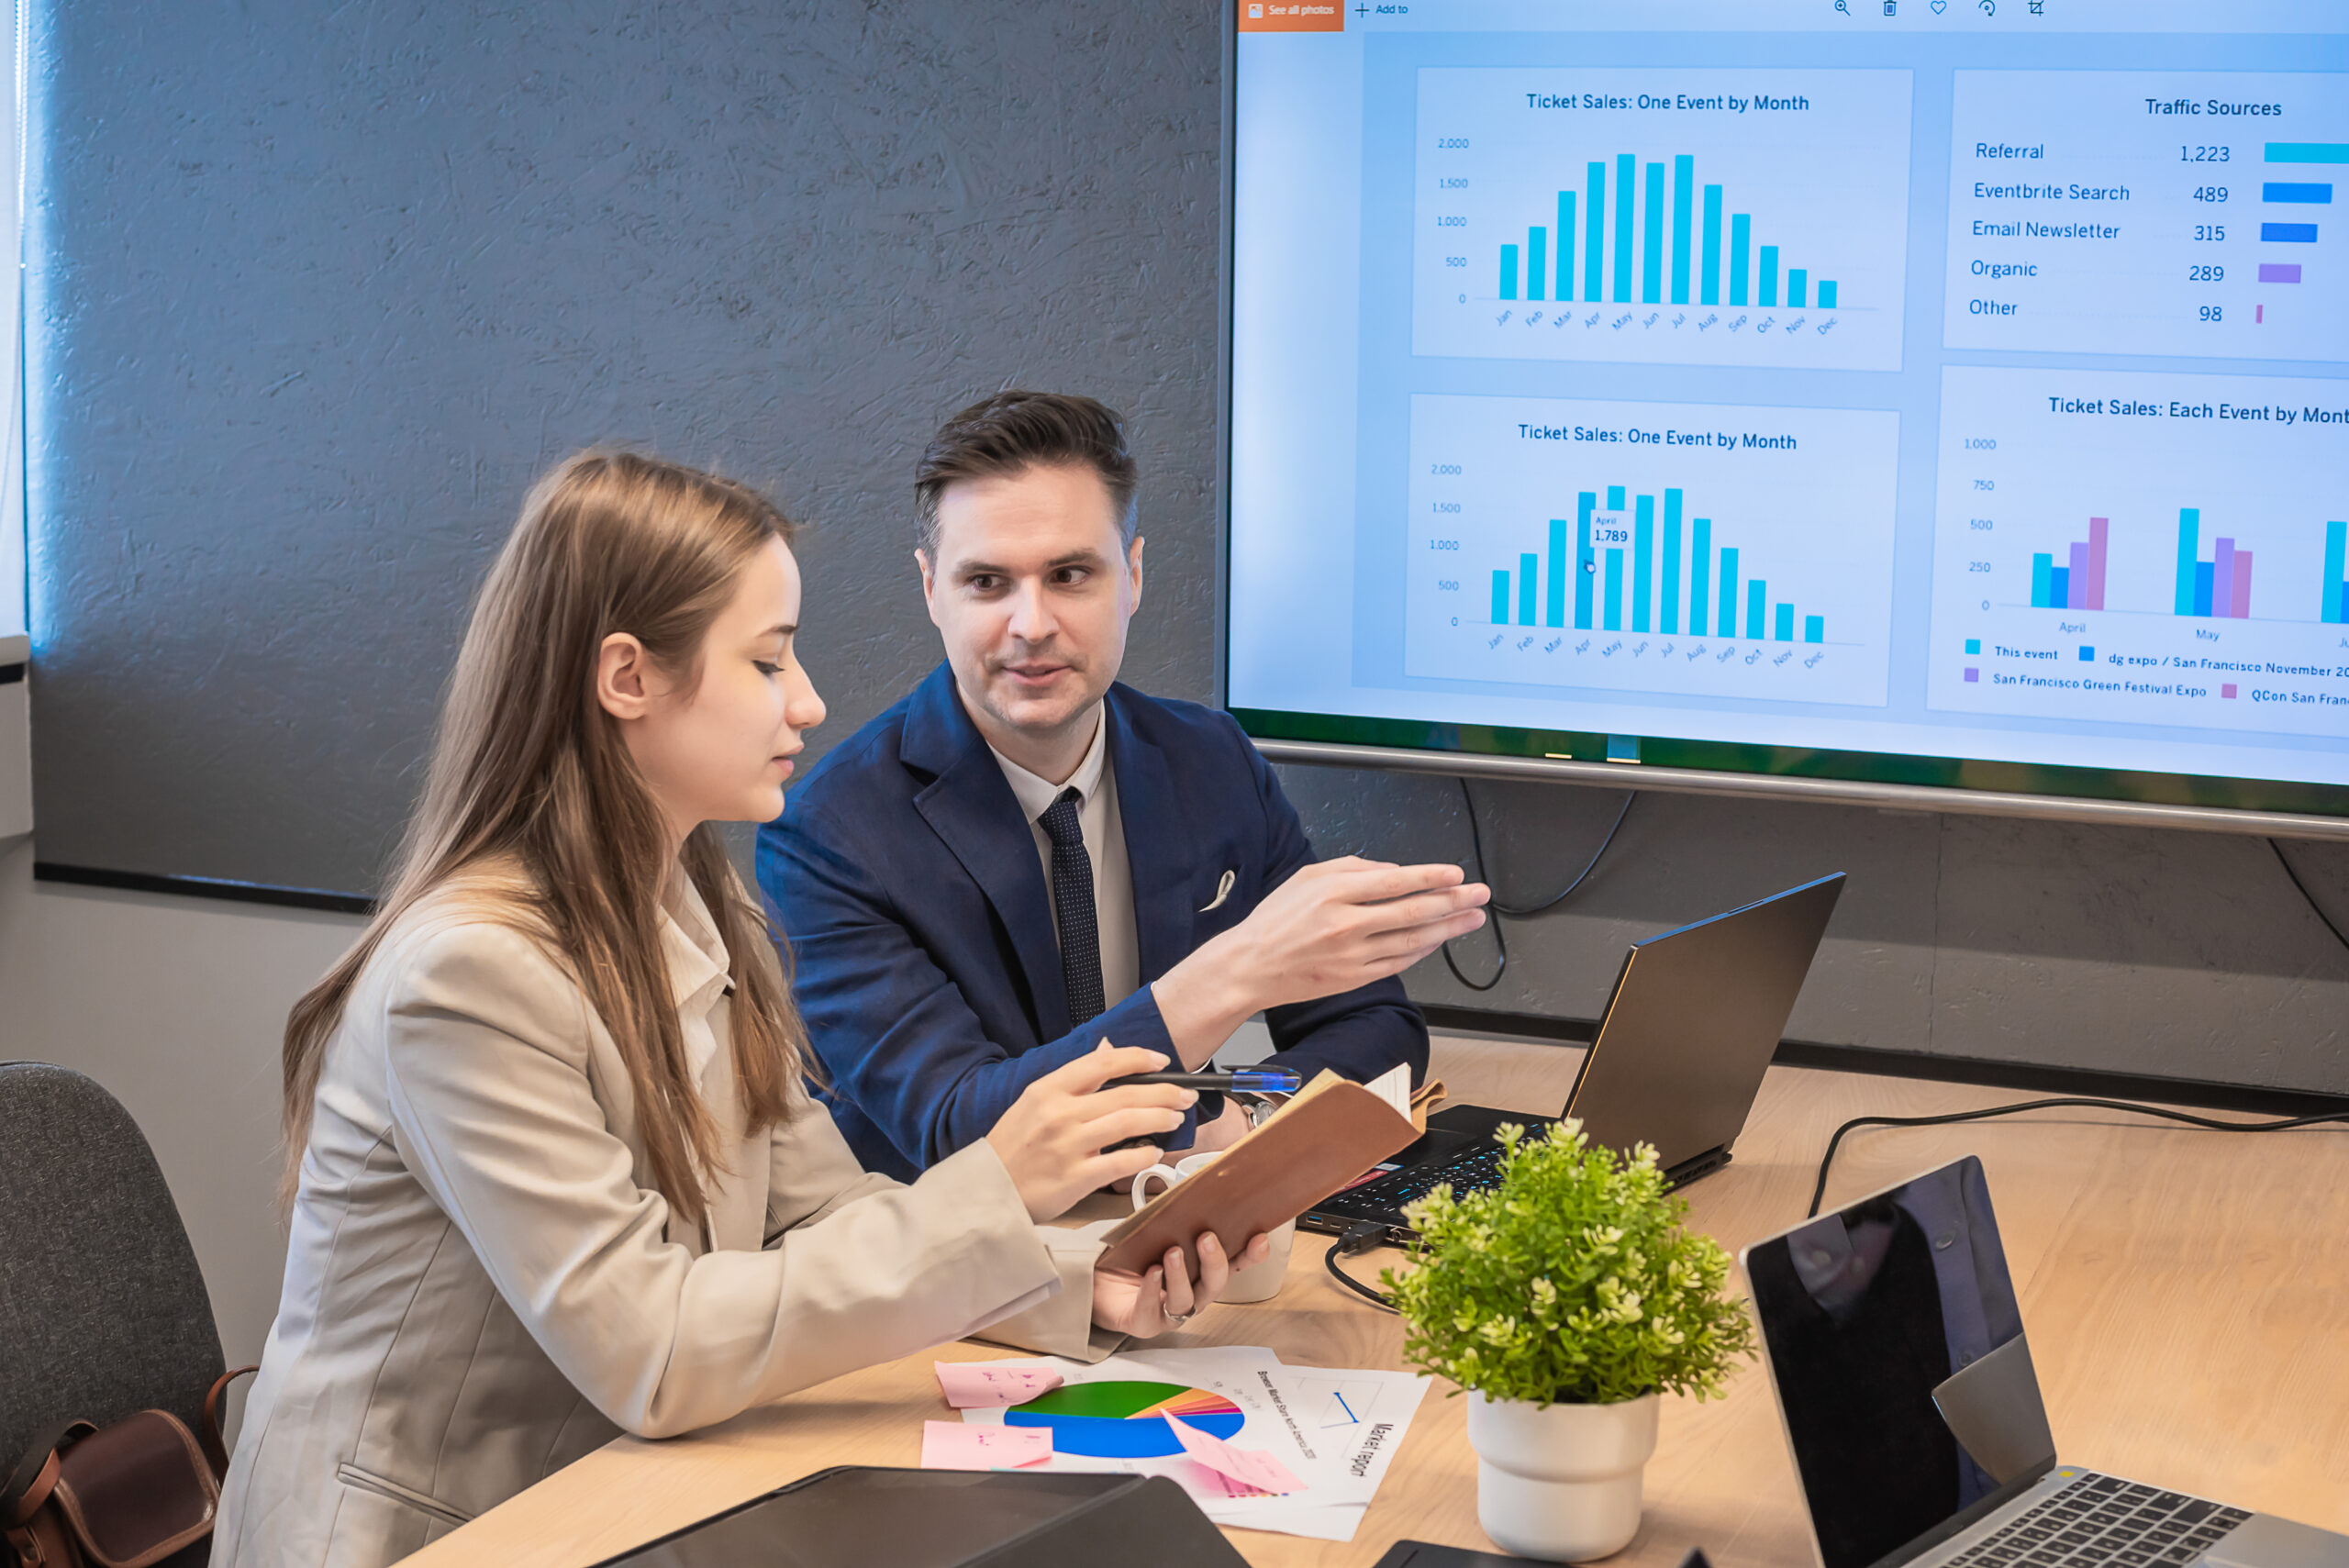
<box><xmin>1227</xmin><ymin>0</ymin><xmax>2349</xmax><ymax>818</ymax></box>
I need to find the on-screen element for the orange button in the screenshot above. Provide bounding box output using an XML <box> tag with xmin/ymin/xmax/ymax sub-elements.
<box><xmin>1237</xmin><ymin>0</ymin><xmax>1345</xmax><ymax>31</ymax></box>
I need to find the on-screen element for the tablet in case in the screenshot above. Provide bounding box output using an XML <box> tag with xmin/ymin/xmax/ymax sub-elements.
<box><xmin>587</xmin><ymin>1465</ymin><xmax>1249</xmax><ymax>1568</ymax></box>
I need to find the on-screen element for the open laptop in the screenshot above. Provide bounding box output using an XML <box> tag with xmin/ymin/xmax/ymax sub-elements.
<box><xmin>1302</xmin><ymin>871</ymin><xmax>1844</xmax><ymax>1242</ymax></box>
<box><xmin>1742</xmin><ymin>1156</ymin><xmax>2349</xmax><ymax>1568</ymax></box>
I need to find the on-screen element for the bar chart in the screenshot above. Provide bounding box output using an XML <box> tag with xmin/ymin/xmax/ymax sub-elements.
<box><xmin>1943</xmin><ymin>71</ymin><xmax>2349</xmax><ymax>362</ymax></box>
<box><xmin>2173</xmin><ymin>511</ymin><xmax>2256</xmax><ymax>621</ymax></box>
<box><xmin>1930</xmin><ymin>367</ymin><xmax>2349</xmax><ymax>738</ymax></box>
<box><xmin>1406</xmin><ymin>393</ymin><xmax>1898</xmax><ymax>707</ymax></box>
<box><xmin>2029</xmin><ymin>517</ymin><xmax>2108</xmax><ymax>612</ymax></box>
<box><xmin>1412</xmin><ymin>68</ymin><xmax>1910</xmax><ymax>371</ymax></box>
<box><xmin>1481</xmin><ymin>484</ymin><xmax>1832</xmax><ymax>648</ymax></box>
<box><xmin>1490</xmin><ymin>152</ymin><xmax>1840</xmax><ymax>317</ymax></box>
<box><xmin>2327</xmin><ymin>520</ymin><xmax>2349</xmax><ymax>627</ymax></box>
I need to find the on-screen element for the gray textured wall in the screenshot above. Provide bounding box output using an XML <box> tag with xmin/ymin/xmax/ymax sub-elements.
<box><xmin>29</xmin><ymin>0</ymin><xmax>1221</xmax><ymax>892</ymax></box>
<box><xmin>26</xmin><ymin>2</ymin><xmax>2349</xmax><ymax>1088</ymax></box>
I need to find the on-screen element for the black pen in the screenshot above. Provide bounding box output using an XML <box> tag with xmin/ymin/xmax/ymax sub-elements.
<box><xmin>1104</xmin><ymin>1069</ymin><xmax>1303</xmax><ymax>1094</ymax></box>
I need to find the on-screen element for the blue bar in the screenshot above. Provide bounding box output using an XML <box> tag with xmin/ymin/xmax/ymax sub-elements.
<box><xmin>1670</xmin><ymin>155</ymin><xmax>1693</xmax><ymax>305</ymax></box>
<box><xmin>1717</xmin><ymin>548</ymin><xmax>1739</xmax><ymax>638</ymax></box>
<box><xmin>2175</xmin><ymin>508</ymin><xmax>2199</xmax><ymax>616</ymax></box>
<box><xmin>2324</xmin><ymin>519</ymin><xmax>2345</xmax><ymax>625</ymax></box>
<box><xmin>1500</xmin><ymin>244</ymin><xmax>1519</xmax><ymax>300</ymax></box>
<box><xmin>1558</xmin><ymin>192</ymin><xmax>1576</xmax><ymax>301</ymax></box>
<box><xmin>1527</xmin><ymin>228</ymin><xmax>1546</xmax><ymax>301</ymax></box>
<box><xmin>1520</xmin><ymin>552</ymin><xmax>1540</xmax><ymax>626</ymax></box>
<box><xmin>1614</xmin><ymin>153</ymin><xmax>1635</xmax><ymax>302</ymax></box>
<box><xmin>1803</xmin><ymin>614</ymin><xmax>1823</xmax><ymax>644</ymax></box>
<box><xmin>1575</xmin><ymin>493</ymin><xmax>1598</xmax><ymax>629</ymax></box>
<box><xmin>1700</xmin><ymin>185</ymin><xmax>1722</xmax><ymax>306</ymax></box>
<box><xmin>1586</xmin><ymin>163</ymin><xmax>1607</xmax><ymax>303</ymax></box>
<box><xmin>2261</xmin><ymin>222</ymin><xmax>2319</xmax><ymax>242</ymax></box>
<box><xmin>1607</xmin><ymin>484</ymin><xmax>1625</xmax><ymax>511</ymax></box>
<box><xmin>1746</xmin><ymin>579</ymin><xmax>1766</xmax><ymax>640</ymax></box>
<box><xmin>1758</xmin><ymin>245</ymin><xmax>1779</xmax><ymax>307</ymax></box>
<box><xmin>2195</xmin><ymin>561</ymin><xmax>2215</xmax><ymax>617</ymax></box>
<box><xmin>2264</xmin><ymin>183</ymin><xmax>2332</xmax><ymax>204</ymax></box>
<box><xmin>1787</xmin><ymin>268</ymin><xmax>1807</xmax><ymax>309</ymax></box>
<box><xmin>1660</xmin><ymin>489</ymin><xmax>1683</xmax><ymax>635</ymax></box>
<box><xmin>1818</xmin><ymin>280</ymin><xmax>1837</xmax><ymax>309</ymax></box>
<box><xmin>2050</xmin><ymin>566</ymin><xmax>2070</xmax><ymax>609</ymax></box>
<box><xmin>1632</xmin><ymin>494</ymin><xmax>1654</xmax><ymax>633</ymax></box>
<box><xmin>1604</xmin><ymin>548</ymin><xmax>1624</xmax><ymax>631</ymax></box>
<box><xmin>1729</xmin><ymin>214</ymin><xmax>1751</xmax><ymax>306</ymax></box>
<box><xmin>2032</xmin><ymin>551</ymin><xmax>2054</xmax><ymax>608</ymax></box>
<box><xmin>1641</xmin><ymin>161</ymin><xmax>1664</xmax><ymax>304</ymax></box>
<box><xmin>1546</xmin><ymin>518</ymin><xmax>1567</xmax><ymax>628</ymax></box>
<box><xmin>1690</xmin><ymin>518</ymin><xmax>1711</xmax><ymax>634</ymax></box>
<box><xmin>1492</xmin><ymin>570</ymin><xmax>1510</xmax><ymax>625</ymax></box>
<box><xmin>2267</xmin><ymin>142</ymin><xmax>2349</xmax><ymax>163</ymax></box>
<box><xmin>1774</xmin><ymin>603</ymin><xmax>1794</xmax><ymax>642</ymax></box>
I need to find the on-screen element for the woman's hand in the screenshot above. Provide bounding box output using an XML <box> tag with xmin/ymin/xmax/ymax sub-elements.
<box><xmin>1091</xmin><ymin>1230</ymin><xmax>1275</xmax><ymax>1339</ymax></box>
<box><xmin>985</xmin><ymin>1042</ymin><xmax>1196</xmax><ymax>1223</ymax></box>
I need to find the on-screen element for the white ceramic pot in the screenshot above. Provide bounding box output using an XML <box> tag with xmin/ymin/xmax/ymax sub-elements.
<box><xmin>1464</xmin><ymin>1389</ymin><xmax>1660</xmax><ymax>1562</ymax></box>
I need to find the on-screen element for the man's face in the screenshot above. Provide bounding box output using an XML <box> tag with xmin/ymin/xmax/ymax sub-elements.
<box><xmin>919</xmin><ymin>462</ymin><xmax>1143</xmax><ymax>751</ymax></box>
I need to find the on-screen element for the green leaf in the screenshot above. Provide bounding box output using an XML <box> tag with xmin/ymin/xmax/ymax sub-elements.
<box><xmin>1378</xmin><ymin>1119</ymin><xmax>1757</xmax><ymax>1407</ymax></box>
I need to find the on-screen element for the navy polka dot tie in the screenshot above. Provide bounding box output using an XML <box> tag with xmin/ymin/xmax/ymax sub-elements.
<box><xmin>1038</xmin><ymin>787</ymin><xmax>1105</xmax><ymax>1027</ymax></box>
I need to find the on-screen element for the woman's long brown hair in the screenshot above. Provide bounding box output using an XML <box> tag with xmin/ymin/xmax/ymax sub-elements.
<box><xmin>280</xmin><ymin>450</ymin><xmax>809</xmax><ymax>1227</ymax></box>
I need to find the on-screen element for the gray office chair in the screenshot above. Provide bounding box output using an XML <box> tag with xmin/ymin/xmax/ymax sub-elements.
<box><xmin>0</xmin><ymin>1062</ymin><xmax>230</xmax><ymax>1563</ymax></box>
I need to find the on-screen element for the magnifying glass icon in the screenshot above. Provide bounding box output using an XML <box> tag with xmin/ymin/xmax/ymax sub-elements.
<box><xmin>1834</xmin><ymin>0</ymin><xmax>1850</xmax><ymax>12</ymax></box>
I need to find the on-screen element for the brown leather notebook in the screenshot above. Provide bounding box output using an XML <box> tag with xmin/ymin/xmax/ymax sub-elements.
<box><xmin>1096</xmin><ymin>1068</ymin><xmax>1425</xmax><ymax>1276</ymax></box>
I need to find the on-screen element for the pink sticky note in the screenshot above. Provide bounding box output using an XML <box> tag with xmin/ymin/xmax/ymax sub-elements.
<box><xmin>934</xmin><ymin>1362</ymin><xmax>1064</xmax><ymax>1409</ymax></box>
<box><xmin>1169</xmin><ymin>1415</ymin><xmax>1305</xmax><ymax>1496</ymax></box>
<box><xmin>920</xmin><ymin>1421</ymin><xmax>1052</xmax><ymax>1472</ymax></box>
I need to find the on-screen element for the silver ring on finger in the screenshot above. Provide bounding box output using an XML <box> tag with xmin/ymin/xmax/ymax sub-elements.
<box><xmin>1161</xmin><ymin>1306</ymin><xmax>1194</xmax><ymax>1328</ymax></box>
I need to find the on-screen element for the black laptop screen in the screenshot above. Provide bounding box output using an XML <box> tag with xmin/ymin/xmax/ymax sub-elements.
<box><xmin>1745</xmin><ymin>1158</ymin><xmax>2058</xmax><ymax>1568</ymax></box>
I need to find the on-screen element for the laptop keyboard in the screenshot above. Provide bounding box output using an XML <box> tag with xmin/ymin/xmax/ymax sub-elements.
<box><xmin>1944</xmin><ymin>1473</ymin><xmax>2251</xmax><ymax>1568</ymax></box>
<box><xmin>1315</xmin><ymin>1142</ymin><xmax>1509</xmax><ymax>1221</ymax></box>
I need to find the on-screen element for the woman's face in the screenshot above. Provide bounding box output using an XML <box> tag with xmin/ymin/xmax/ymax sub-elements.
<box><xmin>607</xmin><ymin>536</ymin><xmax>827</xmax><ymax>840</ymax></box>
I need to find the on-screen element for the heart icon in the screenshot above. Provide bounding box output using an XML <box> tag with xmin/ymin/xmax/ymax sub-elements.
<box><xmin>1930</xmin><ymin>0</ymin><xmax>1946</xmax><ymax>9</ymax></box>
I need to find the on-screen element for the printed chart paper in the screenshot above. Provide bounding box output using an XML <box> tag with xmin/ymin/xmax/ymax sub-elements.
<box><xmin>945</xmin><ymin>1346</ymin><xmax>1430</xmax><ymax>1541</ymax></box>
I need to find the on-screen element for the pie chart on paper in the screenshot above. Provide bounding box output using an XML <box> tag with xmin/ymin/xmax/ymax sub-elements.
<box><xmin>1003</xmin><ymin>1381</ymin><xmax>1244</xmax><ymax>1458</ymax></box>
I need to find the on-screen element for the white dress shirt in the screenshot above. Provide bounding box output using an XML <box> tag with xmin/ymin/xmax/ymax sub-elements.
<box><xmin>987</xmin><ymin>707</ymin><xmax>1142</xmax><ymax>1014</ymax></box>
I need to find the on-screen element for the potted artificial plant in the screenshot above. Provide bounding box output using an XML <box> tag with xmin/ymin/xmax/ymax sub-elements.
<box><xmin>1384</xmin><ymin>1120</ymin><xmax>1755</xmax><ymax>1562</ymax></box>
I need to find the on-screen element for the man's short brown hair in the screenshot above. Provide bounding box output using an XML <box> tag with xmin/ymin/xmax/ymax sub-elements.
<box><xmin>914</xmin><ymin>391</ymin><xmax>1139</xmax><ymax>554</ymax></box>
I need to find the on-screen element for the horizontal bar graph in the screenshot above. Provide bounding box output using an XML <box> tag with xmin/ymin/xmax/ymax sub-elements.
<box><xmin>2259</xmin><ymin>141</ymin><xmax>2332</xmax><ymax>303</ymax></box>
<box><xmin>1493</xmin><ymin>150</ymin><xmax>1841</xmax><ymax>314</ymax></box>
<box><xmin>1478</xmin><ymin>483</ymin><xmax>1829</xmax><ymax>647</ymax></box>
<box><xmin>2266</xmin><ymin>142</ymin><xmax>2349</xmax><ymax>164</ymax></box>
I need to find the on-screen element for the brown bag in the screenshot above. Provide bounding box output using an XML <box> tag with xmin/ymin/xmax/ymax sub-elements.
<box><xmin>4</xmin><ymin>1367</ymin><xmax>253</xmax><ymax>1568</ymax></box>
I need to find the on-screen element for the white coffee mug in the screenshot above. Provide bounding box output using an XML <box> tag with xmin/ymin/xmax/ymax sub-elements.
<box><xmin>1127</xmin><ymin>1151</ymin><xmax>1296</xmax><ymax>1305</ymax></box>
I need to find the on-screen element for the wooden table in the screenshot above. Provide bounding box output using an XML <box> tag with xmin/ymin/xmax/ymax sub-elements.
<box><xmin>409</xmin><ymin>1038</ymin><xmax>2349</xmax><ymax>1567</ymax></box>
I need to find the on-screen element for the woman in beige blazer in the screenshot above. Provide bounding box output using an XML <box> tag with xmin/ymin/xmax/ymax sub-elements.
<box><xmin>214</xmin><ymin>451</ymin><xmax>1265</xmax><ymax>1568</ymax></box>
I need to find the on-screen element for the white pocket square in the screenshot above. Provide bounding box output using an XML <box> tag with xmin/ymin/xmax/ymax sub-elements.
<box><xmin>1198</xmin><ymin>869</ymin><xmax>1236</xmax><ymax>913</ymax></box>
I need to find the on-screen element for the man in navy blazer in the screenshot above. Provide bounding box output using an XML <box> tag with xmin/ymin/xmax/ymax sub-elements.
<box><xmin>759</xmin><ymin>393</ymin><xmax>1488</xmax><ymax>1180</ymax></box>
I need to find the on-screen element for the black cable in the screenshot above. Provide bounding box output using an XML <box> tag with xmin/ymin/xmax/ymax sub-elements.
<box><xmin>2270</xmin><ymin>838</ymin><xmax>2349</xmax><ymax>954</ymax></box>
<box><xmin>1323</xmin><ymin>1222</ymin><xmax>1399</xmax><ymax>1312</ymax></box>
<box><xmin>1441</xmin><ymin>781</ymin><xmax>1637</xmax><ymax>993</ymax></box>
<box><xmin>1808</xmin><ymin>1095</ymin><xmax>2349</xmax><ymax>1218</ymax></box>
